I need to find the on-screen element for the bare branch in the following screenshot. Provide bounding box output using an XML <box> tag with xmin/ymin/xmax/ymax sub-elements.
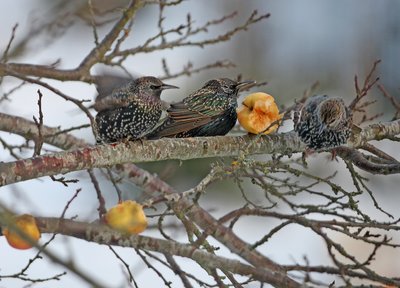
<box><xmin>1</xmin><ymin>119</ymin><xmax>399</xmax><ymax>186</ymax></box>
<box><xmin>0</xmin><ymin>0</ymin><xmax>143</xmax><ymax>82</ymax></box>
<box><xmin>35</xmin><ymin>217</ymin><xmax>303</xmax><ymax>288</ymax></box>
<box><xmin>111</xmin><ymin>10</ymin><xmax>270</xmax><ymax>58</ymax></box>
<box><xmin>336</xmin><ymin>147</ymin><xmax>400</xmax><ymax>175</ymax></box>
<box><xmin>32</xmin><ymin>90</ymin><xmax>44</xmax><ymax>156</ymax></box>
<box><xmin>349</xmin><ymin>59</ymin><xmax>381</xmax><ymax>111</ymax></box>
<box><xmin>378</xmin><ymin>83</ymin><xmax>400</xmax><ymax>119</ymax></box>
<box><xmin>0</xmin><ymin>112</ymin><xmax>87</xmax><ymax>150</ymax></box>
<box><xmin>1</xmin><ymin>23</ymin><xmax>18</xmax><ymax>63</ymax></box>
<box><xmin>87</xmin><ymin>169</ymin><xmax>107</xmax><ymax>218</ymax></box>
<box><xmin>0</xmin><ymin>133</ymin><xmax>301</xmax><ymax>186</ymax></box>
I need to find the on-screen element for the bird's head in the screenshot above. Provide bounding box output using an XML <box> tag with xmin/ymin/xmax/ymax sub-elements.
<box><xmin>318</xmin><ymin>98</ymin><xmax>348</xmax><ymax>130</ymax></box>
<box><xmin>135</xmin><ymin>76</ymin><xmax>179</xmax><ymax>98</ymax></box>
<box><xmin>203</xmin><ymin>78</ymin><xmax>255</xmax><ymax>96</ymax></box>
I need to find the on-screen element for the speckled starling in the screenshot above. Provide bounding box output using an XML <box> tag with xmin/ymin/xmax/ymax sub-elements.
<box><xmin>294</xmin><ymin>94</ymin><xmax>352</xmax><ymax>151</ymax></box>
<box><xmin>94</xmin><ymin>76</ymin><xmax>178</xmax><ymax>143</ymax></box>
<box><xmin>147</xmin><ymin>78</ymin><xmax>254</xmax><ymax>138</ymax></box>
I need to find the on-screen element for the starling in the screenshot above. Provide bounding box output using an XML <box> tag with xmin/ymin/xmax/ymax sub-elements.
<box><xmin>294</xmin><ymin>94</ymin><xmax>352</xmax><ymax>151</ymax></box>
<box><xmin>147</xmin><ymin>78</ymin><xmax>254</xmax><ymax>138</ymax></box>
<box><xmin>94</xmin><ymin>76</ymin><xmax>178</xmax><ymax>143</ymax></box>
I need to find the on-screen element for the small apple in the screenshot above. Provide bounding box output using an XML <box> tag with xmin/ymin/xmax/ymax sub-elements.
<box><xmin>3</xmin><ymin>214</ymin><xmax>41</xmax><ymax>250</ymax></box>
<box><xmin>105</xmin><ymin>200</ymin><xmax>147</xmax><ymax>234</ymax></box>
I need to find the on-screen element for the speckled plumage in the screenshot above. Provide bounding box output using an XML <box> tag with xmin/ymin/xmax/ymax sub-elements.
<box><xmin>147</xmin><ymin>78</ymin><xmax>254</xmax><ymax>138</ymax></box>
<box><xmin>94</xmin><ymin>76</ymin><xmax>177</xmax><ymax>143</ymax></box>
<box><xmin>294</xmin><ymin>94</ymin><xmax>352</xmax><ymax>150</ymax></box>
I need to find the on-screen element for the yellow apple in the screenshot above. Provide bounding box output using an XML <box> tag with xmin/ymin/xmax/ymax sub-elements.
<box><xmin>3</xmin><ymin>214</ymin><xmax>41</xmax><ymax>250</ymax></box>
<box><xmin>105</xmin><ymin>200</ymin><xmax>147</xmax><ymax>234</ymax></box>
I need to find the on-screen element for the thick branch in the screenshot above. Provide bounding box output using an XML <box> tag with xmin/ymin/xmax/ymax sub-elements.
<box><xmin>0</xmin><ymin>133</ymin><xmax>301</xmax><ymax>186</ymax></box>
<box><xmin>336</xmin><ymin>147</ymin><xmax>400</xmax><ymax>175</ymax></box>
<box><xmin>0</xmin><ymin>112</ymin><xmax>86</xmax><ymax>150</ymax></box>
<box><xmin>0</xmin><ymin>63</ymin><xmax>95</xmax><ymax>82</ymax></box>
<box><xmin>350</xmin><ymin>119</ymin><xmax>400</xmax><ymax>146</ymax></box>
<box><xmin>36</xmin><ymin>217</ymin><xmax>302</xmax><ymax>288</ymax></box>
<box><xmin>1</xmin><ymin>119</ymin><xmax>400</xmax><ymax>186</ymax></box>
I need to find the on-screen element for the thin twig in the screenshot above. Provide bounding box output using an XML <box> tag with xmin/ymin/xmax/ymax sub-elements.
<box><xmin>32</xmin><ymin>89</ymin><xmax>44</xmax><ymax>156</ymax></box>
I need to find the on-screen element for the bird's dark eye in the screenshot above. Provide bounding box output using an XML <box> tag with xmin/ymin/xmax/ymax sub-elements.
<box><xmin>150</xmin><ymin>85</ymin><xmax>161</xmax><ymax>90</ymax></box>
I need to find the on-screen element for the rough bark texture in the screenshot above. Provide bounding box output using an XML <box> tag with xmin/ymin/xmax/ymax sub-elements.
<box><xmin>0</xmin><ymin>133</ymin><xmax>302</xmax><ymax>186</ymax></box>
<box><xmin>1</xmin><ymin>119</ymin><xmax>400</xmax><ymax>186</ymax></box>
<box><xmin>36</xmin><ymin>217</ymin><xmax>302</xmax><ymax>288</ymax></box>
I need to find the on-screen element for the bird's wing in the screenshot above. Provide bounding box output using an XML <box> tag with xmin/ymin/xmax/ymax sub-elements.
<box><xmin>153</xmin><ymin>92</ymin><xmax>226</xmax><ymax>137</ymax></box>
<box><xmin>152</xmin><ymin>103</ymin><xmax>213</xmax><ymax>137</ymax></box>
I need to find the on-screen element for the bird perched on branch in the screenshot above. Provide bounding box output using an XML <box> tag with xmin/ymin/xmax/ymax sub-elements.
<box><xmin>147</xmin><ymin>78</ymin><xmax>254</xmax><ymax>138</ymax></box>
<box><xmin>94</xmin><ymin>76</ymin><xmax>178</xmax><ymax>143</ymax></box>
<box><xmin>294</xmin><ymin>94</ymin><xmax>352</xmax><ymax>151</ymax></box>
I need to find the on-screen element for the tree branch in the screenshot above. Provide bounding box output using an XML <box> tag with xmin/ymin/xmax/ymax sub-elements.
<box><xmin>0</xmin><ymin>133</ymin><xmax>300</xmax><ymax>186</ymax></box>
<box><xmin>35</xmin><ymin>217</ymin><xmax>303</xmax><ymax>288</ymax></box>
<box><xmin>0</xmin><ymin>112</ymin><xmax>86</xmax><ymax>150</ymax></box>
<box><xmin>1</xmin><ymin>119</ymin><xmax>400</xmax><ymax>186</ymax></box>
<box><xmin>0</xmin><ymin>0</ymin><xmax>142</xmax><ymax>82</ymax></box>
<box><xmin>349</xmin><ymin>119</ymin><xmax>400</xmax><ymax>146</ymax></box>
